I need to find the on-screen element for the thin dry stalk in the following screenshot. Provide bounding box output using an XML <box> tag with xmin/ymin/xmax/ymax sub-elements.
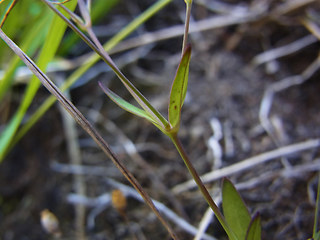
<box><xmin>259</xmin><ymin>53</ymin><xmax>320</xmax><ymax>144</ymax></box>
<box><xmin>67</xmin><ymin>178</ymin><xmax>217</xmax><ymax>240</ymax></box>
<box><xmin>252</xmin><ymin>35</ymin><xmax>318</xmax><ymax>66</ymax></box>
<box><xmin>58</xmin><ymin>81</ymin><xmax>86</xmax><ymax>240</ymax></box>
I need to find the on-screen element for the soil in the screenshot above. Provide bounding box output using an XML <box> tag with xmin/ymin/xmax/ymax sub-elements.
<box><xmin>1</xmin><ymin>0</ymin><xmax>320</xmax><ymax>240</ymax></box>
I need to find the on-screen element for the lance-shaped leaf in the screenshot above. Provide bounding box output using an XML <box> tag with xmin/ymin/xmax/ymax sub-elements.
<box><xmin>168</xmin><ymin>45</ymin><xmax>191</xmax><ymax>131</ymax></box>
<box><xmin>222</xmin><ymin>178</ymin><xmax>251</xmax><ymax>240</ymax></box>
<box><xmin>115</xmin><ymin>72</ymin><xmax>168</xmax><ymax>130</ymax></box>
<box><xmin>245</xmin><ymin>213</ymin><xmax>261</xmax><ymax>240</ymax></box>
<box><xmin>99</xmin><ymin>82</ymin><xmax>162</xmax><ymax>128</ymax></box>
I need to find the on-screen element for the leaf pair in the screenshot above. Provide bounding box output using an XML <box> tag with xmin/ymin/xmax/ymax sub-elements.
<box><xmin>99</xmin><ymin>45</ymin><xmax>191</xmax><ymax>136</ymax></box>
<box><xmin>222</xmin><ymin>178</ymin><xmax>262</xmax><ymax>240</ymax></box>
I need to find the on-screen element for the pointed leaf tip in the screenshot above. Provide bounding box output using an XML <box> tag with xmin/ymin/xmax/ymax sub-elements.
<box><xmin>222</xmin><ymin>178</ymin><xmax>251</xmax><ymax>240</ymax></box>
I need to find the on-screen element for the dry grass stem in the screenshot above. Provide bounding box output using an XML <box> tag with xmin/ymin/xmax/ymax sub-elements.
<box><xmin>272</xmin><ymin>0</ymin><xmax>317</xmax><ymax>16</ymax></box>
<box><xmin>303</xmin><ymin>18</ymin><xmax>320</xmax><ymax>40</ymax></box>
<box><xmin>252</xmin><ymin>35</ymin><xmax>318</xmax><ymax>66</ymax></box>
<box><xmin>110</xmin><ymin>7</ymin><xmax>264</xmax><ymax>54</ymax></box>
<box><xmin>173</xmin><ymin>138</ymin><xmax>320</xmax><ymax>193</ymax></box>
<box><xmin>67</xmin><ymin>178</ymin><xmax>217</xmax><ymax>240</ymax></box>
<box><xmin>58</xmin><ymin>81</ymin><xmax>86</xmax><ymax>240</ymax></box>
<box><xmin>259</xmin><ymin>53</ymin><xmax>320</xmax><ymax>144</ymax></box>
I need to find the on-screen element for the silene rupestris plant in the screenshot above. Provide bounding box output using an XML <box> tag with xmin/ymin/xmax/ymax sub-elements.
<box><xmin>94</xmin><ymin>0</ymin><xmax>262</xmax><ymax>239</ymax></box>
<box><xmin>0</xmin><ymin>0</ymin><xmax>264</xmax><ymax>239</ymax></box>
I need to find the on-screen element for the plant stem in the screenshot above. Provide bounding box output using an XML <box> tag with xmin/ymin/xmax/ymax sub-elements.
<box><xmin>170</xmin><ymin>133</ymin><xmax>237</xmax><ymax>240</ymax></box>
<box><xmin>182</xmin><ymin>2</ymin><xmax>191</xmax><ymax>55</ymax></box>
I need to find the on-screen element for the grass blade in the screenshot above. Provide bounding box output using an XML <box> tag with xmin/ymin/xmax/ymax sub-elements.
<box><xmin>0</xmin><ymin>0</ymin><xmax>17</xmax><ymax>28</ymax></box>
<box><xmin>222</xmin><ymin>178</ymin><xmax>251</xmax><ymax>240</ymax></box>
<box><xmin>168</xmin><ymin>45</ymin><xmax>191</xmax><ymax>131</ymax></box>
<box><xmin>0</xmin><ymin>12</ymin><xmax>51</xmax><ymax>101</ymax></box>
<box><xmin>0</xmin><ymin>0</ymin><xmax>77</xmax><ymax>161</ymax></box>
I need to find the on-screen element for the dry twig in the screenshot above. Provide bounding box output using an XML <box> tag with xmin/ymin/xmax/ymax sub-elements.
<box><xmin>173</xmin><ymin>138</ymin><xmax>320</xmax><ymax>193</ymax></box>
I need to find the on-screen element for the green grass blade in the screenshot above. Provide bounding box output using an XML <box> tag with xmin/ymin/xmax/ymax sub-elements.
<box><xmin>0</xmin><ymin>12</ymin><xmax>51</xmax><ymax>101</ymax></box>
<box><xmin>0</xmin><ymin>0</ymin><xmax>16</xmax><ymax>30</ymax></box>
<box><xmin>0</xmin><ymin>0</ymin><xmax>77</xmax><ymax>161</ymax></box>
<box><xmin>245</xmin><ymin>213</ymin><xmax>261</xmax><ymax>240</ymax></box>
<box><xmin>168</xmin><ymin>45</ymin><xmax>191</xmax><ymax>131</ymax></box>
<box><xmin>8</xmin><ymin>0</ymin><xmax>173</xmax><ymax>153</ymax></box>
<box><xmin>99</xmin><ymin>82</ymin><xmax>159</xmax><ymax>125</ymax></box>
<box><xmin>222</xmin><ymin>178</ymin><xmax>251</xmax><ymax>240</ymax></box>
<box><xmin>0</xmin><ymin>1</ymin><xmax>47</xmax><ymax>63</ymax></box>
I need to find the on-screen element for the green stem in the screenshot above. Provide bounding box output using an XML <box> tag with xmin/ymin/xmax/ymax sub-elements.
<box><xmin>170</xmin><ymin>133</ymin><xmax>238</xmax><ymax>240</ymax></box>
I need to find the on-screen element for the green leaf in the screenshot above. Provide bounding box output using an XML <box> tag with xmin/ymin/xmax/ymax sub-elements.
<box><xmin>99</xmin><ymin>82</ymin><xmax>160</xmax><ymax>126</ymax></box>
<box><xmin>0</xmin><ymin>0</ymin><xmax>77</xmax><ymax>161</ymax></box>
<box><xmin>222</xmin><ymin>178</ymin><xmax>251</xmax><ymax>240</ymax></box>
<box><xmin>168</xmin><ymin>45</ymin><xmax>191</xmax><ymax>131</ymax></box>
<box><xmin>245</xmin><ymin>213</ymin><xmax>261</xmax><ymax>240</ymax></box>
<box><xmin>0</xmin><ymin>12</ymin><xmax>51</xmax><ymax>102</ymax></box>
